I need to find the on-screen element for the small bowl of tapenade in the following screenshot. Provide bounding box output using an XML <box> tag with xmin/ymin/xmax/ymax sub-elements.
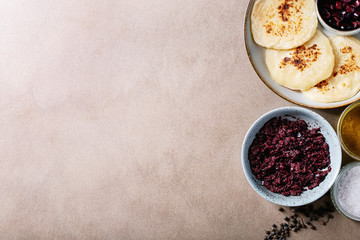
<box><xmin>317</xmin><ymin>0</ymin><xmax>360</xmax><ymax>36</ymax></box>
<box><xmin>242</xmin><ymin>107</ymin><xmax>342</xmax><ymax>207</ymax></box>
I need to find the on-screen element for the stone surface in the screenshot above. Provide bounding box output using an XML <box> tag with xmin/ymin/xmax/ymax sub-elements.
<box><xmin>0</xmin><ymin>0</ymin><xmax>358</xmax><ymax>239</ymax></box>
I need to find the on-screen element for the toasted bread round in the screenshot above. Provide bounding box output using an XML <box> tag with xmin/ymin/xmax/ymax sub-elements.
<box><xmin>302</xmin><ymin>36</ymin><xmax>360</xmax><ymax>103</ymax></box>
<box><xmin>251</xmin><ymin>0</ymin><xmax>318</xmax><ymax>49</ymax></box>
<box><xmin>265</xmin><ymin>30</ymin><xmax>335</xmax><ymax>90</ymax></box>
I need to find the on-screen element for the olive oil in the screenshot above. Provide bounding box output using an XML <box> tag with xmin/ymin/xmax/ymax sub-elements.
<box><xmin>341</xmin><ymin>106</ymin><xmax>360</xmax><ymax>157</ymax></box>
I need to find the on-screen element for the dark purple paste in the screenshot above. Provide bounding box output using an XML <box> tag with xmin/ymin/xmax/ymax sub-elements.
<box><xmin>248</xmin><ymin>117</ymin><xmax>331</xmax><ymax>196</ymax></box>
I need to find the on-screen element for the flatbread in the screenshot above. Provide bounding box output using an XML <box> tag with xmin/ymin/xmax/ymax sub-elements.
<box><xmin>265</xmin><ymin>30</ymin><xmax>335</xmax><ymax>90</ymax></box>
<box><xmin>302</xmin><ymin>36</ymin><xmax>360</xmax><ymax>103</ymax></box>
<box><xmin>251</xmin><ymin>0</ymin><xmax>318</xmax><ymax>49</ymax></box>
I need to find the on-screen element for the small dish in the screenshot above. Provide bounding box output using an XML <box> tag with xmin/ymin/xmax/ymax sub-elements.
<box><xmin>331</xmin><ymin>162</ymin><xmax>360</xmax><ymax>221</ymax></box>
<box><xmin>242</xmin><ymin>107</ymin><xmax>342</xmax><ymax>206</ymax></box>
<box><xmin>337</xmin><ymin>101</ymin><xmax>360</xmax><ymax>161</ymax></box>
<box><xmin>316</xmin><ymin>0</ymin><xmax>360</xmax><ymax>36</ymax></box>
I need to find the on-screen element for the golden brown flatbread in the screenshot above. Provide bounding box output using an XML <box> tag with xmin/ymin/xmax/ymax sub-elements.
<box><xmin>251</xmin><ymin>0</ymin><xmax>318</xmax><ymax>49</ymax></box>
<box><xmin>303</xmin><ymin>36</ymin><xmax>360</xmax><ymax>103</ymax></box>
<box><xmin>265</xmin><ymin>30</ymin><xmax>334</xmax><ymax>90</ymax></box>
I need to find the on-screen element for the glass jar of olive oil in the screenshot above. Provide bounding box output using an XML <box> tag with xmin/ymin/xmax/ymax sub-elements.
<box><xmin>337</xmin><ymin>101</ymin><xmax>360</xmax><ymax>161</ymax></box>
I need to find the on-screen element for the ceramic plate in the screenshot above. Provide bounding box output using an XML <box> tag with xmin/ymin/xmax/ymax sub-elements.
<box><xmin>242</xmin><ymin>107</ymin><xmax>342</xmax><ymax>206</ymax></box>
<box><xmin>244</xmin><ymin>0</ymin><xmax>360</xmax><ymax>109</ymax></box>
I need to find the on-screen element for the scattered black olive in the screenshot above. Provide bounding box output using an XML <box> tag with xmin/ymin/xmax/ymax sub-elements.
<box><xmin>301</xmin><ymin>219</ymin><xmax>307</xmax><ymax>229</ymax></box>
<box><xmin>261</xmin><ymin>196</ymin><xmax>335</xmax><ymax>239</ymax></box>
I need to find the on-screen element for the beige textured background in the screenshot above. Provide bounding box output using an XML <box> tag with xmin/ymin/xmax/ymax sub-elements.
<box><xmin>1</xmin><ymin>0</ymin><xmax>359</xmax><ymax>239</ymax></box>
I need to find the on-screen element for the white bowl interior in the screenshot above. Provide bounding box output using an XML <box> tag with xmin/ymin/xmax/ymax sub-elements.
<box><xmin>242</xmin><ymin>107</ymin><xmax>342</xmax><ymax>206</ymax></box>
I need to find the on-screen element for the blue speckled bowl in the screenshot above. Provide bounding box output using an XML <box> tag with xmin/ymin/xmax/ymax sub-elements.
<box><xmin>241</xmin><ymin>107</ymin><xmax>342</xmax><ymax>207</ymax></box>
